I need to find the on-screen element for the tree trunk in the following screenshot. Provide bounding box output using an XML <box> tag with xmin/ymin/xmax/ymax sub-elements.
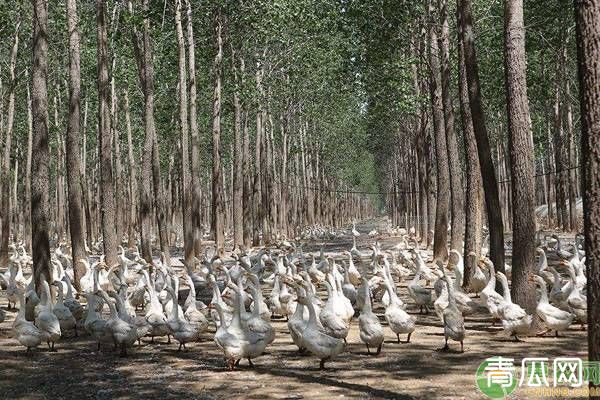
<box><xmin>554</xmin><ymin>43</ymin><xmax>569</xmax><ymax>231</ymax></box>
<box><xmin>458</xmin><ymin>10</ymin><xmax>483</xmax><ymax>289</ymax></box>
<box><xmin>242</xmin><ymin>107</ymin><xmax>253</xmax><ymax>248</ymax></box>
<box><xmin>123</xmin><ymin>89</ymin><xmax>137</xmax><ymax>247</ymax></box>
<box><xmin>438</xmin><ymin>0</ymin><xmax>465</xmax><ymax>252</ymax></box>
<box><xmin>0</xmin><ymin>21</ymin><xmax>20</xmax><ymax>266</ymax></box>
<box><xmin>96</xmin><ymin>0</ymin><xmax>118</xmax><ymax>267</ymax></box>
<box><xmin>574</xmin><ymin>0</ymin><xmax>600</xmax><ymax>383</ymax></box>
<box><xmin>175</xmin><ymin>0</ymin><xmax>193</xmax><ymax>263</ymax></box>
<box><xmin>211</xmin><ymin>7</ymin><xmax>225</xmax><ymax>255</ymax></box>
<box><xmin>31</xmin><ymin>0</ymin><xmax>52</xmax><ymax>288</ymax></box>
<box><xmin>428</xmin><ymin>3</ymin><xmax>450</xmax><ymax>261</ymax></box>
<box><xmin>129</xmin><ymin>0</ymin><xmax>157</xmax><ymax>264</ymax></box>
<box><xmin>65</xmin><ymin>0</ymin><xmax>87</xmax><ymax>288</ymax></box>
<box><xmin>458</xmin><ymin>0</ymin><xmax>505</xmax><ymax>274</ymax></box>
<box><xmin>232</xmin><ymin>47</ymin><xmax>243</xmax><ymax>250</ymax></box>
<box><xmin>24</xmin><ymin>73</ymin><xmax>33</xmax><ymax>253</ymax></box>
<box><xmin>185</xmin><ymin>0</ymin><xmax>203</xmax><ymax>257</ymax></box>
<box><xmin>504</xmin><ymin>0</ymin><xmax>537</xmax><ymax>316</ymax></box>
<box><xmin>152</xmin><ymin>131</ymin><xmax>171</xmax><ymax>263</ymax></box>
<box><xmin>566</xmin><ymin>80</ymin><xmax>577</xmax><ymax>231</ymax></box>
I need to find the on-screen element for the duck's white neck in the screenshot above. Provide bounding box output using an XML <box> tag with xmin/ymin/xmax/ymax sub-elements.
<box><xmin>498</xmin><ymin>274</ymin><xmax>512</xmax><ymax>303</ymax></box>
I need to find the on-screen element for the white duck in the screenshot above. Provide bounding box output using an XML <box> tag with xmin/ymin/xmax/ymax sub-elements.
<box><xmin>83</xmin><ymin>292</ymin><xmax>113</xmax><ymax>350</ymax></box>
<box><xmin>548</xmin><ymin>267</ymin><xmax>572</xmax><ymax>310</ymax></box>
<box><xmin>287</xmin><ymin>284</ymin><xmax>308</xmax><ymax>354</ymax></box>
<box><xmin>51</xmin><ymin>280</ymin><xmax>77</xmax><ymax>336</ymax></box>
<box><xmin>34</xmin><ymin>280</ymin><xmax>62</xmax><ymax>351</ymax></box>
<box><xmin>408</xmin><ymin>272</ymin><xmax>432</xmax><ymax>314</ymax></box>
<box><xmin>409</xmin><ymin>249</ymin><xmax>437</xmax><ymax>283</ymax></box>
<box><xmin>382</xmin><ymin>275</ymin><xmax>415</xmax><ymax>343</ymax></box>
<box><xmin>358</xmin><ymin>278</ymin><xmax>384</xmax><ymax>355</ymax></box>
<box><xmin>243</xmin><ymin>275</ymin><xmax>275</xmax><ymax>345</ymax></box>
<box><xmin>344</xmin><ymin>251</ymin><xmax>362</xmax><ymax>286</ymax></box>
<box><xmin>439</xmin><ymin>277</ymin><xmax>465</xmax><ymax>353</ymax></box>
<box><xmin>495</xmin><ymin>272</ymin><xmax>532</xmax><ymax>340</ymax></box>
<box><xmin>78</xmin><ymin>258</ymin><xmax>95</xmax><ymax>293</ymax></box>
<box><xmin>247</xmin><ymin>273</ymin><xmax>271</xmax><ymax>322</ymax></box>
<box><xmin>108</xmin><ymin>289</ymin><xmax>150</xmax><ymax>345</ymax></box>
<box><xmin>164</xmin><ymin>285</ymin><xmax>201</xmax><ymax>350</ymax></box>
<box><xmin>479</xmin><ymin>258</ymin><xmax>506</xmax><ymax>324</ymax></box>
<box><xmin>319</xmin><ymin>281</ymin><xmax>350</xmax><ymax>341</ymax></box>
<box><xmin>12</xmin><ymin>290</ymin><xmax>43</xmax><ymax>353</ymax></box>
<box><xmin>140</xmin><ymin>270</ymin><xmax>170</xmax><ymax>342</ymax></box>
<box><xmin>61</xmin><ymin>275</ymin><xmax>84</xmax><ymax>321</ymax></box>
<box><xmin>183</xmin><ymin>275</ymin><xmax>209</xmax><ymax>331</ymax></box>
<box><xmin>5</xmin><ymin>264</ymin><xmax>22</xmax><ymax>310</ymax></box>
<box><xmin>466</xmin><ymin>252</ymin><xmax>487</xmax><ymax>296</ymax></box>
<box><xmin>341</xmin><ymin>265</ymin><xmax>357</xmax><ymax>307</ymax></box>
<box><xmin>562</xmin><ymin>263</ymin><xmax>587</xmax><ymax>330</ymax></box>
<box><xmin>296</xmin><ymin>289</ymin><xmax>345</xmax><ymax>370</ymax></box>
<box><xmin>532</xmin><ymin>275</ymin><xmax>574</xmax><ymax>337</ymax></box>
<box><xmin>97</xmin><ymin>289</ymin><xmax>136</xmax><ymax>356</ymax></box>
<box><xmin>213</xmin><ymin>279</ymin><xmax>268</xmax><ymax>369</ymax></box>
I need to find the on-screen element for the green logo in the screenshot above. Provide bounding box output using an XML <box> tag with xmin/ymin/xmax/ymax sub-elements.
<box><xmin>476</xmin><ymin>357</ymin><xmax>518</xmax><ymax>399</ymax></box>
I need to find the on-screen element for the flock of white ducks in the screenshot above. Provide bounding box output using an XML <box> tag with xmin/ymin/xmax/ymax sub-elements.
<box><xmin>0</xmin><ymin>227</ymin><xmax>588</xmax><ymax>370</ymax></box>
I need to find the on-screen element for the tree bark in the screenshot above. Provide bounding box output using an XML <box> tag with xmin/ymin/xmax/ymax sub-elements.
<box><xmin>211</xmin><ymin>7</ymin><xmax>225</xmax><ymax>254</ymax></box>
<box><xmin>232</xmin><ymin>46</ymin><xmax>243</xmax><ymax>250</ymax></box>
<box><xmin>438</xmin><ymin>0</ymin><xmax>465</xmax><ymax>252</ymax></box>
<box><xmin>123</xmin><ymin>89</ymin><xmax>137</xmax><ymax>246</ymax></box>
<box><xmin>458</xmin><ymin>10</ymin><xmax>483</xmax><ymax>289</ymax></box>
<box><xmin>97</xmin><ymin>0</ymin><xmax>118</xmax><ymax>267</ymax></box>
<box><xmin>185</xmin><ymin>0</ymin><xmax>203</xmax><ymax>257</ymax></box>
<box><xmin>428</xmin><ymin>3</ymin><xmax>450</xmax><ymax>261</ymax></box>
<box><xmin>0</xmin><ymin>21</ymin><xmax>20</xmax><ymax>266</ymax></box>
<box><xmin>504</xmin><ymin>0</ymin><xmax>537</xmax><ymax>316</ymax></box>
<box><xmin>31</xmin><ymin>0</ymin><xmax>52</xmax><ymax>288</ymax></box>
<box><xmin>65</xmin><ymin>0</ymin><xmax>87</xmax><ymax>288</ymax></box>
<box><xmin>574</xmin><ymin>0</ymin><xmax>600</xmax><ymax>382</ymax></box>
<box><xmin>457</xmin><ymin>0</ymin><xmax>505</xmax><ymax>274</ymax></box>
<box><xmin>24</xmin><ymin>72</ymin><xmax>33</xmax><ymax>253</ymax></box>
<box><xmin>565</xmin><ymin>80</ymin><xmax>577</xmax><ymax>231</ymax></box>
<box><xmin>175</xmin><ymin>0</ymin><xmax>193</xmax><ymax>262</ymax></box>
<box><xmin>242</xmin><ymin>106</ymin><xmax>253</xmax><ymax>248</ymax></box>
<box><xmin>554</xmin><ymin>42</ymin><xmax>569</xmax><ymax>231</ymax></box>
<box><xmin>128</xmin><ymin>0</ymin><xmax>157</xmax><ymax>264</ymax></box>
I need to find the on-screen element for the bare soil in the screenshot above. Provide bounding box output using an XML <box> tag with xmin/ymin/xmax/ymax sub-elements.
<box><xmin>0</xmin><ymin>219</ymin><xmax>587</xmax><ymax>400</ymax></box>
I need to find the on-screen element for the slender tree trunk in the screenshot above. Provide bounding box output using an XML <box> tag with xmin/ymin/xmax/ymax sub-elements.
<box><xmin>129</xmin><ymin>0</ymin><xmax>157</xmax><ymax>263</ymax></box>
<box><xmin>151</xmin><ymin>131</ymin><xmax>171</xmax><ymax>263</ymax></box>
<box><xmin>31</xmin><ymin>0</ymin><xmax>52</xmax><ymax>287</ymax></box>
<box><xmin>504</xmin><ymin>0</ymin><xmax>537</xmax><ymax>316</ymax></box>
<box><xmin>111</xmin><ymin>64</ymin><xmax>124</xmax><ymax>246</ymax></box>
<box><xmin>554</xmin><ymin>42</ymin><xmax>569</xmax><ymax>231</ymax></box>
<box><xmin>123</xmin><ymin>90</ymin><xmax>137</xmax><ymax>246</ymax></box>
<box><xmin>24</xmin><ymin>73</ymin><xmax>33</xmax><ymax>253</ymax></box>
<box><xmin>211</xmin><ymin>7</ymin><xmax>225</xmax><ymax>254</ymax></box>
<box><xmin>458</xmin><ymin>11</ymin><xmax>483</xmax><ymax>289</ymax></box>
<box><xmin>242</xmin><ymin>107</ymin><xmax>253</xmax><ymax>248</ymax></box>
<box><xmin>428</xmin><ymin>3</ymin><xmax>450</xmax><ymax>261</ymax></box>
<box><xmin>458</xmin><ymin>0</ymin><xmax>505</xmax><ymax>274</ymax></box>
<box><xmin>175</xmin><ymin>0</ymin><xmax>193</xmax><ymax>262</ymax></box>
<box><xmin>438</xmin><ymin>0</ymin><xmax>465</xmax><ymax>252</ymax></box>
<box><xmin>566</xmin><ymin>80</ymin><xmax>577</xmax><ymax>231</ymax></box>
<box><xmin>574</xmin><ymin>0</ymin><xmax>600</xmax><ymax>383</ymax></box>
<box><xmin>232</xmin><ymin>47</ymin><xmax>243</xmax><ymax>250</ymax></box>
<box><xmin>97</xmin><ymin>0</ymin><xmax>118</xmax><ymax>267</ymax></box>
<box><xmin>185</xmin><ymin>0</ymin><xmax>203</xmax><ymax>257</ymax></box>
<box><xmin>65</xmin><ymin>0</ymin><xmax>87</xmax><ymax>287</ymax></box>
<box><xmin>0</xmin><ymin>21</ymin><xmax>20</xmax><ymax>266</ymax></box>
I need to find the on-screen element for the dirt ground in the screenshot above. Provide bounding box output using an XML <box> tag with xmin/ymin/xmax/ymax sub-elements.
<box><xmin>0</xmin><ymin>219</ymin><xmax>587</xmax><ymax>400</ymax></box>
